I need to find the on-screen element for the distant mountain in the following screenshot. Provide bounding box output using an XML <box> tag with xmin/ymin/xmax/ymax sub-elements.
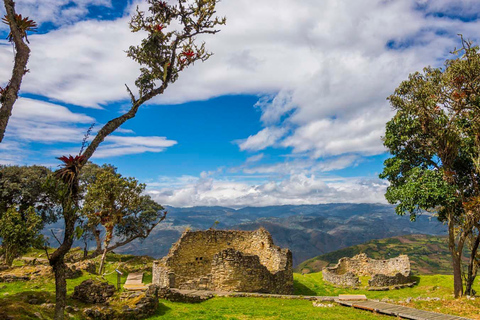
<box><xmin>295</xmin><ymin>234</ymin><xmax>455</xmax><ymax>275</ymax></box>
<box><xmin>43</xmin><ymin>203</ymin><xmax>447</xmax><ymax>267</ymax></box>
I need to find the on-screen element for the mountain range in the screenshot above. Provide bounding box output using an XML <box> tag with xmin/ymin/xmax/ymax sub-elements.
<box><xmin>81</xmin><ymin>203</ymin><xmax>447</xmax><ymax>266</ymax></box>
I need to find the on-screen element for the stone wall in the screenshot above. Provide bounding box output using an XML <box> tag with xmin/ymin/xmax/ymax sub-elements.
<box><xmin>152</xmin><ymin>228</ymin><xmax>293</xmax><ymax>294</ymax></box>
<box><xmin>322</xmin><ymin>253</ymin><xmax>412</xmax><ymax>288</ymax></box>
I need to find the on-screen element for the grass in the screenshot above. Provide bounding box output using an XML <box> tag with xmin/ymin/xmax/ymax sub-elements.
<box><xmin>1</xmin><ymin>249</ymin><xmax>479</xmax><ymax>319</ymax></box>
<box><xmin>293</xmin><ymin>272</ymin><xmax>480</xmax><ymax>319</ymax></box>
<box><xmin>151</xmin><ymin>298</ymin><xmax>391</xmax><ymax>320</ymax></box>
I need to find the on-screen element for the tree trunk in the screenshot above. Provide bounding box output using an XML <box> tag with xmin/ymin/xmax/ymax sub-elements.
<box><xmin>98</xmin><ymin>246</ymin><xmax>108</xmax><ymax>276</ymax></box>
<box><xmin>93</xmin><ymin>228</ymin><xmax>102</xmax><ymax>254</ymax></box>
<box><xmin>49</xmin><ymin>205</ymin><xmax>77</xmax><ymax>320</ymax></box>
<box><xmin>452</xmin><ymin>253</ymin><xmax>464</xmax><ymax>298</ymax></box>
<box><xmin>465</xmin><ymin>234</ymin><xmax>480</xmax><ymax>295</ymax></box>
<box><xmin>98</xmin><ymin>233</ymin><xmax>111</xmax><ymax>275</ymax></box>
<box><xmin>52</xmin><ymin>258</ymin><xmax>66</xmax><ymax>320</ymax></box>
<box><xmin>0</xmin><ymin>0</ymin><xmax>31</xmax><ymax>143</ymax></box>
<box><xmin>448</xmin><ymin>214</ymin><xmax>464</xmax><ymax>298</ymax></box>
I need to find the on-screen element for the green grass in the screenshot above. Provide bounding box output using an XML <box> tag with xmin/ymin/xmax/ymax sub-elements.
<box><xmin>151</xmin><ymin>297</ymin><xmax>391</xmax><ymax>319</ymax></box>
<box><xmin>1</xmin><ymin>250</ymin><xmax>479</xmax><ymax>319</ymax></box>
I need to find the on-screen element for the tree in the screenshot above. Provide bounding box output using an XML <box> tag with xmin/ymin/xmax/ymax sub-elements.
<box><xmin>50</xmin><ymin>1</ymin><xmax>225</xmax><ymax>318</ymax></box>
<box><xmin>0</xmin><ymin>207</ymin><xmax>42</xmax><ymax>266</ymax></box>
<box><xmin>380</xmin><ymin>38</ymin><xmax>480</xmax><ymax>298</ymax></box>
<box><xmin>82</xmin><ymin>169</ymin><xmax>166</xmax><ymax>274</ymax></box>
<box><xmin>0</xmin><ymin>0</ymin><xmax>36</xmax><ymax>143</ymax></box>
<box><xmin>0</xmin><ymin>165</ymin><xmax>57</xmax><ymax>223</ymax></box>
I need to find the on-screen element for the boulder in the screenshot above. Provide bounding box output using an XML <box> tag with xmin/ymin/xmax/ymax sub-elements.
<box><xmin>72</xmin><ymin>279</ymin><xmax>115</xmax><ymax>304</ymax></box>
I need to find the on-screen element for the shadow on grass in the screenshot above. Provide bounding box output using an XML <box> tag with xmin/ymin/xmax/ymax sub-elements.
<box><xmin>411</xmin><ymin>275</ymin><xmax>421</xmax><ymax>286</ymax></box>
<box><xmin>156</xmin><ymin>302</ymin><xmax>172</xmax><ymax>316</ymax></box>
<box><xmin>293</xmin><ymin>279</ymin><xmax>317</xmax><ymax>296</ymax></box>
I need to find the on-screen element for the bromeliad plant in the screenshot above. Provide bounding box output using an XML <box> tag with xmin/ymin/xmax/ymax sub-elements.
<box><xmin>2</xmin><ymin>13</ymin><xmax>37</xmax><ymax>43</ymax></box>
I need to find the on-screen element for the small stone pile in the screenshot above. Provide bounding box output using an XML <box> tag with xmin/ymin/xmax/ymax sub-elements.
<box><xmin>72</xmin><ymin>279</ymin><xmax>115</xmax><ymax>304</ymax></box>
<box><xmin>82</xmin><ymin>285</ymin><xmax>160</xmax><ymax>320</ymax></box>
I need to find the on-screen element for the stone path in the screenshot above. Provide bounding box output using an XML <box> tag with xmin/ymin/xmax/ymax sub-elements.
<box><xmin>123</xmin><ymin>272</ymin><xmax>147</xmax><ymax>291</ymax></box>
<box><xmin>337</xmin><ymin>299</ymin><xmax>471</xmax><ymax>320</ymax></box>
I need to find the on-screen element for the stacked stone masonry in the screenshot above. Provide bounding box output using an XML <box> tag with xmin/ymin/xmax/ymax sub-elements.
<box><xmin>322</xmin><ymin>253</ymin><xmax>412</xmax><ymax>288</ymax></box>
<box><xmin>152</xmin><ymin>228</ymin><xmax>293</xmax><ymax>294</ymax></box>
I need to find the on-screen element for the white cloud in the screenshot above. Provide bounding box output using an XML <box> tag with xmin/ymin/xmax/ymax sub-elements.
<box><xmin>237</xmin><ymin>127</ymin><xmax>286</xmax><ymax>152</ymax></box>
<box><xmin>147</xmin><ymin>173</ymin><xmax>388</xmax><ymax>208</ymax></box>
<box><xmin>90</xmin><ymin>135</ymin><xmax>177</xmax><ymax>158</ymax></box>
<box><xmin>245</xmin><ymin>153</ymin><xmax>264</xmax><ymax>163</ymax></box>
<box><xmin>1</xmin><ymin>0</ymin><xmax>479</xmax><ymax>206</ymax></box>
<box><xmin>0</xmin><ymin>0</ymin><xmax>113</xmax><ymax>27</ymax></box>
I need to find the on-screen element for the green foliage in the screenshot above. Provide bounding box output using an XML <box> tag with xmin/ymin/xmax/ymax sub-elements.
<box><xmin>127</xmin><ymin>0</ymin><xmax>226</xmax><ymax>97</ymax></box>
<box><xmin>0</xmin><ymin>165</ymin><xmax>57</xmax><ymax>224</ymax></box>
<box><xmin>82</xmin><ymin>169</ymin><xmax>145</xmax><ymax>242</ymax></box>
<box><xmin>0</xmin><ymin>207</ymin><xmax>42</xmax><ymax>266</ymax></box>
<box><xmin>380</xmin><ymin>39</ymin><xmax>480</xmax><ymax>221</ymax></box>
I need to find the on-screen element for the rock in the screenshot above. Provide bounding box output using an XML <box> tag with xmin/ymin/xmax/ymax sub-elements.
<box><xmin>0</xmin><ymin>275</ymin><xmax>30</xmax><ymax>282</ymax></box>
<box><xmin>85</xmin><ymin>263</ymin><xmax>97</xmax><ymax>274</ymax></box>
<box><xmin>65</xmin><ymin>305</ymin><xmax>79</xmax><ymax>313</ymax></box>
<box><xmin>157</xmin><ymin>287</ymin><xmax>213</xmax><ymax>303</ymax></box>
<box><xmin>33</xmin><ymin>312</ymin><xmax>43</xmax><ymax>319</ymax></box>
<box><xmin>83</xmin><ymin>307</ymin><xmax>114</xmax><ymax>320</ymax></box>
<box><xmin>65</xmin><ymin>265</ymin><xmax>82</xmax><ymax>279</ymax></box>
<box><xmin>28</xmin><ymin>298</ymin><xmax>41</xmax><ymax>305</ymax></box>
<box><xmin>72</xmin><ymin>279</ymin><xmax>115</xmax><ymax>304</ymax></box>
<box><xmin>83</xmin><ymin>286</ymin><xmax>160</xmax><ymax>320</ymax></box>
<box><xmin>0</xmin><ymin>265</ymin><xmax>10</xmax><ymax>272</ymax></box>
<box><xmin>312</xmin><ymin>301</ymin><xmax>334</xmax><ymax>307</ymax></box>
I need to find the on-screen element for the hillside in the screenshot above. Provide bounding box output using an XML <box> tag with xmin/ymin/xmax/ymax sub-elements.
<box><xmin>295</xmin><ymin>234</ymin><xmax>455</xmax><ymax>275</ymax></box>
<box><xmin>45</xmin><ymin>204</ymin><xmax>447</xmax><ymax>267</ymax></box>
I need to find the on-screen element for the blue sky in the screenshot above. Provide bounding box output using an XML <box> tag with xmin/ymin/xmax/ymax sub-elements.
<box><xmin>0</xmin><ymin>0</ymin><xmax>479</xmax><ymax>208</ymax></box>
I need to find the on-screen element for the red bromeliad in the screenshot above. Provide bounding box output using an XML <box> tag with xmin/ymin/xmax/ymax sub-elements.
<box><xmin>55</xmin><ymin>154</ymin><xmax>86</xmax><ymax>193</ymax></box>
<box><xmin>182</xmin><ymin>50</ymin><xmax>195</xmax><ymax>58</ymax></box>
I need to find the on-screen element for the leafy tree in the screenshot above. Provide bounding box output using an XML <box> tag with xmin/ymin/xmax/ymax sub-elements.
<box><xmin>380</xmin><ymin>38</ymin><xmax>480</xmax><ymax>298</ymax></box>
<box><xmin>0</xmin><ymin>165</ymin><xmax>57</xmax><ymax>223</ymax></box>
<box><xmin>440</xmin><ymin>38</ymin><xmax>480</xmax><ymax>295</ymax></box>
<box><xmin>0</xmin><ymin>0</ymin><xmax>36</xmax><ymax>143</ymax></box>
<box><xmin>82</xmin><ymin>169</ymin><xmax>166</xmax><ymax>274</ymax></box>
<box><xmin>0</xmin><ymin>207</ymin><xmax>42</xmax><ymax>266</ymax></box>
<box><xmin>49</xmin><ymin>2</ymin><xmax>224</xmax><ymax>317</ymax></box>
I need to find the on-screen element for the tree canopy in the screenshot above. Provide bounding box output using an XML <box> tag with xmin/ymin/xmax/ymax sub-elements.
<box><xmin>380</xmin><ymin>38</ymin><xmax>480</xmax><ymax>297</ymax></box>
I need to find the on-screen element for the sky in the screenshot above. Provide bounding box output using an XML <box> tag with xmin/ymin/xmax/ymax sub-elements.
<box><xmin>0</xmin><ymin>0</ymin><xmax>479</xmax><ymax>208</ymax></box>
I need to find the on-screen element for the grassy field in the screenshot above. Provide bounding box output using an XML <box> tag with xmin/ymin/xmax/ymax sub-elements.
<box><xmin>296</xmin><ymin>234</ymin><xmax>457</xmax><ymax>275</ymax></box>
<box><xmin>0</xmin><ymin>249</ymin><xmax>479</xmax><ymax>319</ymax></box>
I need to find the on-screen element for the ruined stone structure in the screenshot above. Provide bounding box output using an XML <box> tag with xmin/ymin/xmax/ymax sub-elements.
<box><xmin>322</xmin><ymin>253</ymin><xmax>412</xmax><ymax>288</ymax></box>
<box><xmin>152</xmin><ymin>228</ymin><xmax>293</xmax><ymax>294</ymax></box>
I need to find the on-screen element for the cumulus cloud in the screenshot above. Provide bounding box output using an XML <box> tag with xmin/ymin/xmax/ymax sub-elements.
<box><xmin>147</xmin><ymin>173</ymin><xmax>389</xmax><ymax>208</ymax></box>
<box><xmin>1</xmin><ymin>0</ymin><xmax>479</xmax><ymax>206</ymax></box>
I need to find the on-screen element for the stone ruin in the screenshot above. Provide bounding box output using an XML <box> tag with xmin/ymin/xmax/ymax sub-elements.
<box><xmin>322</xmin><ymin>253</ymin><xmax>413</xmax><ymax>288</ymax></box>
<box><xmin>152</xmin><ymin>228</ymin><xmax>293</xmax><ymax>294</ymax></box>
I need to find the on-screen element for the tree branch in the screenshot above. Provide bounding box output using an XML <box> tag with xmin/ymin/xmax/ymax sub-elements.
<box><xmin>0</xmin><ymin>0</ymin><xmax>31</xmax><ymax>143</ymax></box>
<box><xmin>125</xmin><ymin>84</ymin><xmax>136</xmax><ymax>104</ymax></box>
<box><xmin>50</xmin><ymin>229</ymin><xmax>62</xmax><ymax>246</ymax></box>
